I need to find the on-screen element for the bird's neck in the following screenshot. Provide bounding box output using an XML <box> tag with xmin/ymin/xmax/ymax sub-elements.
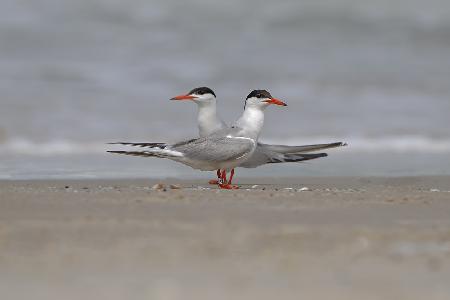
<box><xmin>196</xmin><ymin>101</ymin><xmax>225</xmax><ymax>137</ymax></box>
<box><xmin>235</xmin><ymin>106</ymin><xmax>265</xmax><ymax>140</ymax></box>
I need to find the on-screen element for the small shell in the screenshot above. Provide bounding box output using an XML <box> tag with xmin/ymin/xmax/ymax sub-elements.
<box><xmin>169</xmin><ymin>184</ymin><xmax>182</xmax><ymax>189</ymax></box>
<box><xmin>152</xmin><ymin>183</ymin><xmax>166</xmax><ymax>190</ymax></box>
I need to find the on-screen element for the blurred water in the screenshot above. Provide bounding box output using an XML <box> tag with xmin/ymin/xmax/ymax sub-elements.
<box><xmin>1</xmin><ymin>0</ymin><xmax>450</xmax><ymax>178</ymax></box>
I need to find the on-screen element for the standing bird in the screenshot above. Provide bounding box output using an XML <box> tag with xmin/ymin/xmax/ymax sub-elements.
<box><xmin>170</xmin><ymin>87</ymin><xmax>346</xmax><ymax>184</ymax></box>
<box><xmin>108</xmin><ymin>90</ymin><xmax>291</xmax><ymax>189</ymax></box>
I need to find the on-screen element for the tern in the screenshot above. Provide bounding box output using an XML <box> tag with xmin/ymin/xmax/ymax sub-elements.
<box><xmin>109</xmin><ymin>90</ymin><xmax>314</xmax><ymax>189</ymax></box>
<box><xmin>170</xmin><ymin>87</ymin><xmax>346</xmax><ymax>184</ymax></box>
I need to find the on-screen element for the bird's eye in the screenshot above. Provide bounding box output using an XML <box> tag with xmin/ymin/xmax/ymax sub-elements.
<box><xmin>197</xmin><ymin>91</ymin><xmax>204</xmax><ymax>95</ymax></box>
<box><xmin>257</xmin><ymin>94</ymin><xmax>262</xmax><ymax>98</ymax></box>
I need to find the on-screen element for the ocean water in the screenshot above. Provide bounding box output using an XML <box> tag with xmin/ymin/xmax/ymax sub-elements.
<box><xmin>1</xmin><ymin>0</ymin><xmax>450</xmax><ymax>178</ymax></box>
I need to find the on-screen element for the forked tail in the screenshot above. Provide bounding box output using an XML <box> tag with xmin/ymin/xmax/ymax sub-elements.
<box><xmin>107</xmin><ymin>142</ymin><xmax>182</xmax><ymax>159</ymax></box>
<box><xmin>268</xmin><ymin>152</ymin><xmax>327</xmax><ymax>164</ymax></box>
<box><xmin>107</xmin><ymin>142</ymin><xmax>167</xmax><ymax>149</ymax></box>
<box><xmin>260</xmin><ymin>142</ymin><xmax>347</xmax><ymax>154</ymax></box>
<box><xmin>107</xmin><ymin>150</ymin><xmax>182</xmax><ymax>159</ymax></box>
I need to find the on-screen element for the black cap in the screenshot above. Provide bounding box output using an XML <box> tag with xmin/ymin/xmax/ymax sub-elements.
<box><xmin>188</xmin><ymin>87</ymin><xmax>216</xmax><ymax>97</ymax></box>
<box><xmin>246</xmin><ymin>90</ymin><xmax>272</xmax><ymax>99</ymax></box>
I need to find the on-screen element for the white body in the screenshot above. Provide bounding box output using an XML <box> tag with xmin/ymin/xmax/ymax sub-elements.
<box><xmin>159</xmin><ymin>102</ymin><xmax>267</xmax><ymax>171</ymax></box>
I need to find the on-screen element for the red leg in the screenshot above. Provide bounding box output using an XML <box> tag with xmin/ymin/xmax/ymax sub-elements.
<box><xmin>219</xmin><ymin>169</ymin><xmax>239</xmax><ymax>189</ymax></box>
<box><xmin>208</xmin><ymin>169</ymin><xmax>221</xmax><ymax>185</ymax></box>
<box><xmin>228</xmin><ymin>169</ymin><xmax>235</xmax><ymax>184</ymax></box>
<box><xmin>221</xmin><ymin>170</ymin><xmax>227</xmax><ymax>182</ymax></box>
<box><xmin>219</xmin><ymin>170</ymin><xmax>231</xmax><ymax>189</ymax></box>
<box><xmin>228</xmin><ymin>169</ymin><xmax>238</xmax><ymax>189</ymax></box>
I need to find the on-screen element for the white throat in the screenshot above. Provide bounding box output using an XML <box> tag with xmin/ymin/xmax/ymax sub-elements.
<box><xmin>234</xmin><ymin>105</ymin><xmax>265</xmax><ymax>141</ymax></box>
<box><xmin>196</xmin><ymin>100</ymin><xmax>227</xmax><ymax>137</ymax></box>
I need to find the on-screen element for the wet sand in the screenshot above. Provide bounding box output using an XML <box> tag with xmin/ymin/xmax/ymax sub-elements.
<box><xmin>1</xmin><ymin>176</ymin><xmax>450</xmax><ymax>300</ymax></box>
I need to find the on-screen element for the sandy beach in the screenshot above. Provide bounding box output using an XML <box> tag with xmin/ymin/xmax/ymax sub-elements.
<box><xmin>1</xmin><ymin>176</ymin><xmax>449</xmax><ymax>299</ymax></box>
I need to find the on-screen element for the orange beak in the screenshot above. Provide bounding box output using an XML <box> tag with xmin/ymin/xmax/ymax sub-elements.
<box><xmin>264</xmin><ymin>98</ymin><xmax>287</xmax><ymax>106</ymax></box>
<box><xmin>170</xmin><ymin>94</ymin><xmax>196</xmax><ymax>100</ymax></box>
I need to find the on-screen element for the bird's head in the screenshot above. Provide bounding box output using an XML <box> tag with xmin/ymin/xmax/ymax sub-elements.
<box><xmin>244</xmin><ymin>90</ymin><xmax>287</xmax><ymax>110</ymax></box>
<box><xmin>170</xmin><ymin>87</ymin><xmax>216</xmax><ymax>104</ymax></box>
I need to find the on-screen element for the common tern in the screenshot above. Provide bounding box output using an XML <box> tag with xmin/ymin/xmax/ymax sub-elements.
<box><xmin>170</xmin><ymin>87</ymin><xmax>346</xmax><ymax>184</ymax></box>
<box><xmin>109</xmin><ymin>90</ymin><xmax>299</xmax><ymax>189</ymax></box>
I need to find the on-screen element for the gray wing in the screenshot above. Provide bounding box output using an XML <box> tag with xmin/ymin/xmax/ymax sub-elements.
<box><xmin>240</xmin><ymin>140</ymin><xmax>346</xmax><ymax>168</ymax></box>
<box><xmin>257</xmin><ymin>142</ymin><xmax>347</xmax><ymax>154</ymax></box>
<box><xmin>240</xmin><ymin>146</ymin><xmax>327</xmax><ymax>168</ymax></box>
<box><xmin>172</xmin><ymin>128</ymin><xmax>255</xmax><ymax>162</ymax></box>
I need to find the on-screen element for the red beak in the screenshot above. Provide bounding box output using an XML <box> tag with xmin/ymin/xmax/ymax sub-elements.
<box><xmin>170</xmin><ymin>94</ymin><xmax>196</xmax><ymax>100</ymax></box>
<box><xmin>264</xmin><ymin>98</ymin><xmax>287</xmax><ymax>106</ymax></box>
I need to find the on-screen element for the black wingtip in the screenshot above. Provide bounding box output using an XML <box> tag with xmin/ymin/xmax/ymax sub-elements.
<box><xmin>310</xmin><ymin>152</ymin><xmax>328</xmax><ymax>158</ymax></box>
<box><xmin>106</xmin><ymin>142</ymin><xmax>166</xmax><ymax>148</ymax></box>
<box><xmin>333</xmin><ymin>142</ymin><xmax>347</xmax><ymax>147</ymax></box>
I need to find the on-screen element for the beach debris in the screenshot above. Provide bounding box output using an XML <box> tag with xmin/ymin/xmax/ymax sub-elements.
<box><xmin>101</xmin><ymin>186</ymin><xmax>114</xmax><ymax>191</ymax></box>
<box><xmin>169</xmin><ymin>184</ymin><xmax>182</xmax><ymax>190</ymax></box>
<box><xmin>251</xmin><ymin>185</ymin><xmax>259</xmax><ymax>189</ymax></box>
<box><xmin>430</xmin><ymin>188</ymin><xmax>440</xmax><ymax>192</ymax></box>
<box><xmin>284</xmin><ymin>187</ymin><xmax>294</xmax><ymax>190</ymax></box>
<box><xmin>196</xmin><ymin>186</ymin><xmax>210</xmax><ymax>190</ymax></box>
<box><xmin>298</xmin><ymin>187</ymin><xmax>311</xmax><ymax>192</ymax></box>
<box><xmin>152</xmin><ymin>183</ymin><xmax>166</xmax><ymax>191</ymax></box>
